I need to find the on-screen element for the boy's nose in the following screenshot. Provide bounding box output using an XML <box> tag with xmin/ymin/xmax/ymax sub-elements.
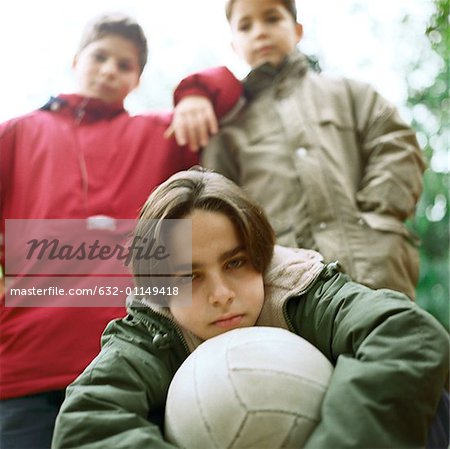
<box><xmin>252</xmin><ymin>21</ymin><xmax>268</xmax><ymax>38</ymax></box>
<box><xmin>207</xmin><ymin>274</ymin><xmax>235</xmax><ymax>306</ymax></box>
<box><xmin>100</xmin><ymin>59</ymin><xmax>118</xmax><ymax>76</ymax></box>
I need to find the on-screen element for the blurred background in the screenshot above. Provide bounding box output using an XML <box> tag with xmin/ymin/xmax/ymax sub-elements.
<box><xmin>0</xmin><ymin>0</ymin><xmax>448</xmax><ymax>329</ymax></box>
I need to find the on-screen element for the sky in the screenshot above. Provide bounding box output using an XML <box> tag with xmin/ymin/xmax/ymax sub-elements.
<box><xmin>0</xmin><ymin>0</ymin><xmax>436</xmax><ymax>122</ymax></box>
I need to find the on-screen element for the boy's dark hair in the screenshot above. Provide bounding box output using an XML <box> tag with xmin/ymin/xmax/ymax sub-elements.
<box><xmin>132</xmin><ymin>167</ymin><xmax>275</xmax><ymax>291</ymax></box>
<box><xmin>225</xmin><ymin>0</ymin><xmax>297</xmax><ymax>22</ymax></box>
<box><xmin>77</xmin><ymin>13</ymin><xmax>148</xmax><ymax>73</ymax></box>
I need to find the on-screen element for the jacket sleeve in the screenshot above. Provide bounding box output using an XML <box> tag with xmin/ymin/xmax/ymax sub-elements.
<box><xmin>347</xmin><ymin>79</ymin><xmax>426</xmax><ymax>221</ymax></box>
<box><xmin>0</xmin><ymin>117</ymin><xmax>17</xmax><ymax>268</ymax></box>
<box><xmin>288</xmin><ymin>270</ymin><xmax>449</xmax><ymax>448</ymax></box>
<box><xmin>173</xmin><ymin>66</ymin><xmax>243</xmax><ymax>120</ymax></box>
<box><xmin>52</xmin><ymin>341</ymin><xmax>178</xmax><ymax>449</ymax></box>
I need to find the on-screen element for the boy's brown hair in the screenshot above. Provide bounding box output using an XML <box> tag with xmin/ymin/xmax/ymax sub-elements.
<box><xmin>77</xmin><ymin>13</ymin><xmax>148</xmax><ymax>73</ymax></box>
<box><xmin>225</xmin><ymin>0</ymin><xmax>297</xmax><ymax>22</ymax></box>
<box><xmin>132</xmin><ymin>167</ymin><xmax>275</xmax><ymax>291</ymax></box>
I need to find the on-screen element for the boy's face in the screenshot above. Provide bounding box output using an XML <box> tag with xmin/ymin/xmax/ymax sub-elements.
<box><xmin>169</xmin><ymin>209</ymin><xmax>264</xmax><ymax>341</ymax></box>
<box><xmin>72</xmin><ymin>34</ymin><xmax>140</xmax><ymax>104</ymax></box>
<box><xmin>229</xmin><ymin>0</ymin><xmax>303</xmax><ymax>68</ymax></box>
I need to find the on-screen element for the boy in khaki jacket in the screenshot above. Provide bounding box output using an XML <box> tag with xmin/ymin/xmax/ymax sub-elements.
<box><xmin>194</xmin><ymin>0</ymin><xmax>426</xmax><ymax>299</ymax></box>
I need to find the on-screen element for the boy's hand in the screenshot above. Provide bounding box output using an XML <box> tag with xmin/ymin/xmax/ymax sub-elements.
<box><xmin>165</xmin><ymin>96</ymin><xmax>218</xmax><ymax>152</ymax></box>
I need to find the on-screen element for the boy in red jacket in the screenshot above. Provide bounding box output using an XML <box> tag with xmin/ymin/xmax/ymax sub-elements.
<box><xmin>0</xmin><ymin>12</ymin><xmax>241</xmax><ymax>449</ymax></box>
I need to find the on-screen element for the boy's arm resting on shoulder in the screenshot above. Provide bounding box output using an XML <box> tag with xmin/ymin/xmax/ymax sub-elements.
<box><xmin>166</xmin><ymin>95</ymin><xmax>219</xmax><ymax>152</ymax></box>
<box><xmin>169</xmin><ymin>67</ymin><xmax>243</xmax><ymax>152</ymax></box>
<box><xmin>350</xmin><ymin>81</ymin><xmax>426</xmax><ymax>220</ymax></box>
<box><xmin>174</xmin><ymin>66</ymin><xmax>243</xmax><ymax>119</ymax></box>
<box><xmin>290</xmin><ymin>271</ymin><xmax>449</xmax><ymax>448</ymax></box>
<box><xmin>52</xmin><ymin>344</ymin><xmax>178</xmax><ymax>449</ymax></box>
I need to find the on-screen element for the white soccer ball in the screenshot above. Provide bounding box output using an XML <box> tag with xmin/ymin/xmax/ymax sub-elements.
<box><xmin>164</xmin><ymin>326</ymin><xmax>333</xmax><ymax>449</ymax></box>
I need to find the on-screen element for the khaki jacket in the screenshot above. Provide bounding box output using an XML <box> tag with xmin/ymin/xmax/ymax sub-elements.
<box><xmin>203</xmin><ymin>50</ymin><xmax>425</xmax><ymax>298</ymax></box>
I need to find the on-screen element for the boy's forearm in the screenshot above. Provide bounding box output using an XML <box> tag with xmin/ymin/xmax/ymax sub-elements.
<box><xmin>52</xmin><ymin>344</ymin><xmax>176</xmax><ymax>449</ymax></box>
<box><xmin>174</xmin><ymin>66</ymin><xmax>243</xmax><ymax>119</ymax></box>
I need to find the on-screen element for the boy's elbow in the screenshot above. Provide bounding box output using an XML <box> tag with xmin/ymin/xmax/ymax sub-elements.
<box><xmin>414</xmin><ymin>305</ymin><xmax>450</xmax><ymax>383</ymax></box>
<box><xmin>432</xmin><ymin>319</ymin><xmax>450</xmax><ymax>376</ymax></box>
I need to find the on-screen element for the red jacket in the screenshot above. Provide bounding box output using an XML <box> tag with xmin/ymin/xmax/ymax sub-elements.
<box><xmin>0</xmin><ymin>67</ymin><xmax>242</xmax><ymax>399</ymax></box>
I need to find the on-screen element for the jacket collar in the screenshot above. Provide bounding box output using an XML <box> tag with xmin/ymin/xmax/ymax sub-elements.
<box><xmin>40</xmin><ymin>94</ymin><xmax>125</xmax><ymax>122</ymax></box>
<box><xmin>257</xmin><ymin>245</ymin><xmax>324</xmax><ymax>328</ymax></box>
<box><xmin>243</xmin><ymin>49</ymin><xmax>309</xmax><ymax>100</ymax></box>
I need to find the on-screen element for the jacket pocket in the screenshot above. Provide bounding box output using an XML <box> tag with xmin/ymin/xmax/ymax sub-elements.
<box><xmin>356</xmin><ymin>212</ymin><xmax>420</xmax><ymax>298</ymax></box>
<box><xmin>316</xmin><ymin>107</ymin><xmax>354</xmax><ymax>130</ymax></box>
<box><xmin>313</xmin><ymin>108</ymin><xmax>360</xmax><ymax>165</ymax></box>
<box><xmin>246</xmin><ymin>117</ymin><xmax>284</xmax><ymax>144</ymax></box>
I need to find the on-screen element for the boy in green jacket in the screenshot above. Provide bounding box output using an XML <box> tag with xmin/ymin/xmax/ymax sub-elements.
<box><xmin>52</xmin><ymin>167</ymin><xmax>448</xmax><ymax>448</ymax></box>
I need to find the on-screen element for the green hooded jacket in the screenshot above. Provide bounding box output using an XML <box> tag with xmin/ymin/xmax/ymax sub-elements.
<box><xmin>52</xmin><ymin>247</ymin><xmax>449</xmax><ymax>448</ymax></box>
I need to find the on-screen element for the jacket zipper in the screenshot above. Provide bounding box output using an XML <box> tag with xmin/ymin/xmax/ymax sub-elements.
<box><xmin>72</xmin><ymin>98</ymin><xmax>90</xmax><ymax>213</ymax></box>
<box><xmin>154</xmin><ymin>307</ymin><xmax>191</xmax><ymax>356</ymax></box>
<box><xmin>133</xmin><ymin>299</ymin><xmax>191</xmax><ymax>356</ymax></box>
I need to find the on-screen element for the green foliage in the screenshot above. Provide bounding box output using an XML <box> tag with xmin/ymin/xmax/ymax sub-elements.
<box><xmin>407</xmin><ymin>0</ymin><xmax>449</xmax><ymax>330</ymax></box>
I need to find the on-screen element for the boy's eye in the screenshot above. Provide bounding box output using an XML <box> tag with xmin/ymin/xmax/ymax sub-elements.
<box><xmin>118</xmin><ymin>61</ymin><xmax>133</xmax><ymax>72</ymax></box>
<box><xmin>93</xmin><ymin>53</ymin><xmax>107</xmax><ymax>63</ymax></box>
<box><xmin>226</xmin><ymin>257</ymin><xmax>246</xmax><ymax>270</ymax></box>
<box><xmin>238</xmin><ymin>21</ymin><xmax>251</xmax><ymax>32</ymax></box>
<box><xmin>267</xmin><ymin>15</ymin><xmax>281</xmax><ymax>23</ymax></box>
<box><xmin>173</xmin><ymin>274</ymin><xmax>196</xmax><ymax>286</ymax></box>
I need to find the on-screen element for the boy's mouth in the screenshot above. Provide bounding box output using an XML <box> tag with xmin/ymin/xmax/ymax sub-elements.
<box><xmin>255</xmin><ymin>45</ymin><xmax>274</xmax><ymax>57</ymax></box>
<box><xmin>212</xmin><ymin>314</ymin><xmax>243</xmax><ymax>329</ymax></box>
<box><xmin>96</xmin><ymin>81</ymin><xmax>115</xmax><ymax>93</ymax></box>
<box><xmin>258</xmin><ymin>45</ymin><xmax>273</xmax><ymax>53</ymax></box>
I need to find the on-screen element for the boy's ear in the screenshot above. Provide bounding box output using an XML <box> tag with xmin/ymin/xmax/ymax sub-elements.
<box><xmin>295</xmin><ymin>22</ymin><xmax>304</xmax><ymax>43</ymax></box>
<box><xmin>230</xmin><ymin>40</ymin><xmax>241</xmax><ymax>58</ymax></box>
<box><xmin>72</xmin><ymin>54</ymin><xmax>79</xmax><ymax>70</ymax></box>
<box><xmin>230</xmin><ymin>40</ymin><xmax>236</xmax><ymax>55</ymax></box>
